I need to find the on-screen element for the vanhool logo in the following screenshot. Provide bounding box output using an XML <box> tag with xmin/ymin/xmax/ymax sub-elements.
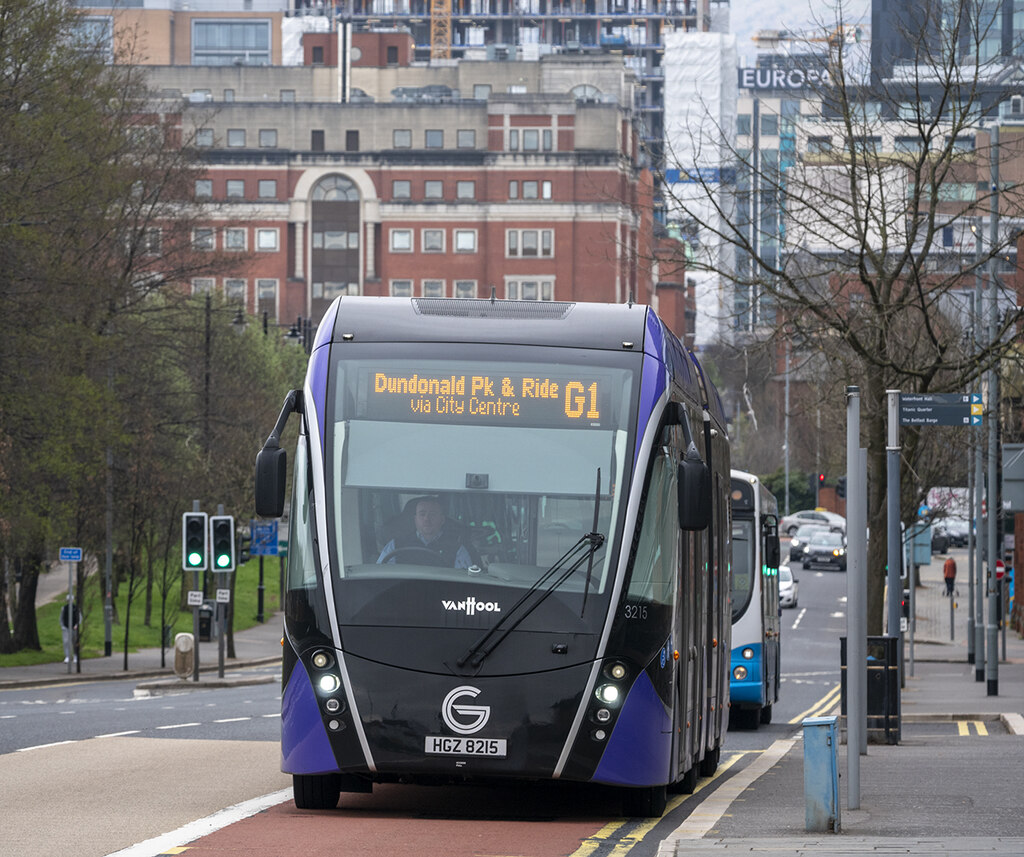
<box><xmin>441</xmin><ymin>596</ymin><xmax>501</xmax><ymax>616</ymax></box>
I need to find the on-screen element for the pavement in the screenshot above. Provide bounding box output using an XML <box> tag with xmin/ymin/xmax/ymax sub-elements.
<box><xmin>5</xmin><ymin>548</ymin><xmax>1024</xmax><ymax>856</ymax></box>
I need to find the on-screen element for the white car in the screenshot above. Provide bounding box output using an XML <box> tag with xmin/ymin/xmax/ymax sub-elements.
<box><xmin>779</xmin><ymin>565</ymin><xmax>799</xmax><ymax>608</ymax></box>
<box><xmin>780</xmin><ymin>509</ymin><xmax>846</xmax><ymax>536</ymax></box>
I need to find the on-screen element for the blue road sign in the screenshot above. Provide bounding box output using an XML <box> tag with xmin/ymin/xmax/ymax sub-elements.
<box><xmin>250</xmin><ymin>520</ymin><xmax>279</xmax><ymax>556</ymax></box>
<box><xmin>59</xmin><ymin>547</ymin><xmax>83</xmax><ymax>562</ymax></box>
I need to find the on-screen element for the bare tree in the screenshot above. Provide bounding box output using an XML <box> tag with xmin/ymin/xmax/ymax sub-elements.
<box><xmin>661</xmin><ymin>0</ymin><xmax>1024</xmax><ymax>633</ymax></box>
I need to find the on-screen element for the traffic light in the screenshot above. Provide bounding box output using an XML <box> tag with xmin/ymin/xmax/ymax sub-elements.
<box><xmin>238</xmin><ymin>532</ymin><xmax>251</xmax><ymax>565</ymax></box>
<box><xmin>818</xmin><ymin>473</ymin><xmax>825</xmax><ymax>487</ymax></box>
<box><xmin>836</xmin><ymin>476</ymin><xmax>847</xmax><ymax>499</ymax></box>
<box><xmin>182</xmin><ymin>512</ymin><xmax>208</xmax><ymax>571</ymax></box>
<box><xmin>901</xmin><ymin>590</ymin><xmax>910</xmax><ymax>619</ymax></box>
<box><xmin>210</xmin><ymin>516</ymin><xmax>236</xmax><ymax>571</ymax></box>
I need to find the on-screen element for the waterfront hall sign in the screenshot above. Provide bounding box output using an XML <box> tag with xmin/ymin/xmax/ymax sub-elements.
<box><xmin>738</xmin><ymin>66</ymin><xmax>830</xmax><ymax>91</ymax></box>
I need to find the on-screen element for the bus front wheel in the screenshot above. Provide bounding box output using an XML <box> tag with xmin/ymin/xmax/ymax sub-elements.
<box><xmin>622</xmin><ymin>783</ymin><xmax>667</xmax><ymax>817</ymax></box>
<box><xmin>293</xmin><ymin>774</ymin><xmax>341</xmax><ymax>810</ymax></box>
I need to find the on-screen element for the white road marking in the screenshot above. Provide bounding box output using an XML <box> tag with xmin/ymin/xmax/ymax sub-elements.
<box><xmin>213</xmin><ymin>717</ymin><xmax>251</xmax><ymax>723</ymax></box>
<box><xmin>156</xmin><ymin>722</ymin><xmax>201</xmax><ymax>730</ymax></box>
<box><xmin>791</xmin><ymin>608</ymin><xmax>807</xmax><ymax>629</ymax></box>
<box><xmin>102</xmin><ymin>788</ymin><xmax>293</xmax><ymax>857</ymax></box>
<box><xmin>17</xmin><ymin>740</ymin><xmax>77</xmax><ymax>752</ymax></box>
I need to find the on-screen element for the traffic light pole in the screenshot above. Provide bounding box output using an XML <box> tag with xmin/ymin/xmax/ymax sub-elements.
<box><xmin>191</xmin><ymin>500</ymin><xmax>201</xmax><ymax>682</ymax></box>
<box><xmin>885</xmin><ymin>392</ymin><xmax>902</xmax><ymax>648</ymax></box>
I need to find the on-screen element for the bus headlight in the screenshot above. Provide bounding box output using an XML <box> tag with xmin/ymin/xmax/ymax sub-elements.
<box><xmin>318</xmin><ymin>674</ymin><xmax>341</xmax><ymax>694</ymax></box>
<box><xmin>595</xmin><ymin>708</ymin><xmax>612</xmax><ymax>723</ymax></box>
<box><xmin>311</xmin><ymin>650</ymin><xmax>334</xmax><ymax>669</ymax></box>
<box><xmin>596</xmin><ymin>684</ymin><xmax>620</xmax><ymax>705</ymax></box>
<box><xmin>604</xmin><ymin>662</ymin><xmax>628</xmax><ymax>680</ymax></box>
<box><xmin>325</xmin><ymin>697</ymin><xmax>344</xmax><ymax>714</ymax></box>
<box><xmin>742</xmin><ymin>648</ymin><xmax>755</xmax><ymax>660</ymax></box>
<box><xmin>733</xmin><ymin>665</ymin><xmax>748</xmax><ymax>680</ymax></box>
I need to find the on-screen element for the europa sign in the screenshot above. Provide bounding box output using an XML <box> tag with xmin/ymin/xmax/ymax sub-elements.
<box><xmin>738</xmin><ymin>66</ymin><xmax>831</xmax><ymax>91</ymax></box>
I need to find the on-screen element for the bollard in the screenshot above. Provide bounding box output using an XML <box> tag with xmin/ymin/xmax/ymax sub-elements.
<box><xmin>173</xmin><ymin>632</ymin><xmax>195</xmax><ymax>679</ymax></box>
<box><xmin>803</xmin><ymin>715</ymin><xmax>841</xmax><ymax>833</ymax></box>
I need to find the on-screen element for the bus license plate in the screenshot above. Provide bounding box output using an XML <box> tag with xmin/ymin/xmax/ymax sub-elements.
<box><xmin>424</xmin><ymin>736</ymin><xmax>507</xmax><ymax>757</ymax></box>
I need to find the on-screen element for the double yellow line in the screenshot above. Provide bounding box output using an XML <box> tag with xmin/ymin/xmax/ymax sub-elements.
<box><xmin>787</xmin><ymin>683</ymin><xmax>842</xmax><ymax>724</ymax></box>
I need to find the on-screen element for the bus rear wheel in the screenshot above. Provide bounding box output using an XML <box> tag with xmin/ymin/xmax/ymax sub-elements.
<box><xmin>700</xmin><ymin>745</ymin><xmax>720</xmax><ymax>777</ymax></box>
<box><xmin>622</xmin><ymin>784</ymin><xmax>667</xmax><ymax>817</ymax></box>
<box><xmin>293</xmin><ymin>774</ymin><xmax>341</xmax><ymax>810</ymax></box>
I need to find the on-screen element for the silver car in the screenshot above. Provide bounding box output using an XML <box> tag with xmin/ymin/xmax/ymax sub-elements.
<box><xmin>779</xmin><ymin>565</ymin><xmax>799</xmax><ymax>608</ymax></box>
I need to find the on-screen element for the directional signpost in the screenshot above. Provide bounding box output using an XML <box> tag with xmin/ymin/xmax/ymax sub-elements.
<box><xmin>59</xmin><ymin>547</ymin><xmax>82</xmax><ymax>674</ymax></box>
<box><xmin>251</xmin><ymin>520</ymin><xmax>279</xmax><ymax>623</ymax></box>
<box><xmin>899</xmin><ymin>393</ymin><xmax>983</xmax><ymax>427</ymax></box>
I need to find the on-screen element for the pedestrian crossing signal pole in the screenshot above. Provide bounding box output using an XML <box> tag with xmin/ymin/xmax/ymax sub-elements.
<box><xmin>182</xmin><ymin>504</ymin><xmax>207</xmax><ymax>681</ymax></box>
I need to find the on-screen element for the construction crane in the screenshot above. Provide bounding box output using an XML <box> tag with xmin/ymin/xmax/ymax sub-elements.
<box><xmin>430</xmin><ymin>0</ymin><xmax>452</xmax><ymax>60</ymax></box>
<box><xmin>752</xmin><ymin>25</ymin><xmax>867</xmax><ymax>50</ymax></box>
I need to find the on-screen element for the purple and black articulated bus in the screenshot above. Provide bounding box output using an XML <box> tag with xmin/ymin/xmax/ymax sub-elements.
<box><xmin>255</xmin><ymin>296</ymin><xmax>731</xmax><ymax>817</ymax></box>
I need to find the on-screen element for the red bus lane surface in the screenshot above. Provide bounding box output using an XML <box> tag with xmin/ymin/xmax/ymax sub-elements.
<box><xmin>178</xmin><ymin>782</ymin><xmax>626</xmax><ymax>857</ymax></box>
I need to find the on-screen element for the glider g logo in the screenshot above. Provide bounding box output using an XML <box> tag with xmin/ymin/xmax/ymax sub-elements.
<box><xmin>441</xmin><ymin>685</ymin><xmax>490</xmax><ymax>735</ymax></box>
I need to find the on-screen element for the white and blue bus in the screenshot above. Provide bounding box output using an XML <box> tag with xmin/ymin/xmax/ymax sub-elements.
<box><xmin>255</xmin><ymin>297</ymin><xmax>733</xmax><ymax>817</ymax></box>
<box><xmin>728</xmin><ymin>470</ymin><xmax>781</xmax><ymax>729</ymax></box>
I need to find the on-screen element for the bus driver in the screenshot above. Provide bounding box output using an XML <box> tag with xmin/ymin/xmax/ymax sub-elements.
<box><xmin>377</xmin><ymin>496</ymin><xmax>476</xmax><ymax>569</ymax></box>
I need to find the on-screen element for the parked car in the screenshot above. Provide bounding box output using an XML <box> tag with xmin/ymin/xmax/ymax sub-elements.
<box><xmin>788</xmin><ymin>523</ymin><xmax>830</xmax><ymax>561</ymax></box>
<box><xmin>780</xmin><ymin>509</ymin><xmax>846</xmax><ymax>536</ymax></box>
<box><xmin>801</xmin><ymin>531</ymin><xmax>847</xmax><ymax>570</ymax></box>
<box><xmin>935</xmin><ymin>517</ymin><xmax>970</xmax><ymax>548</ymax></box>
<box><xmin>779</xmin><ymin>565</ymin><xmax>799</xmax><ymax>608</ymax></box>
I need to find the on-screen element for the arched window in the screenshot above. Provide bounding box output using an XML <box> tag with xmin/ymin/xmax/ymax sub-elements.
<box><xmin>313</xmin><ymin>175</ymin><xmax>359</xmax><ymax>201</ymax></box>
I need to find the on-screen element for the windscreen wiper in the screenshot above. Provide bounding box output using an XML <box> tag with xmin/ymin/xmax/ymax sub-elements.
<box><xmin>456</xmin><ymin>470</ymin><xmax>605</xmax><ymax>670</ymax></box>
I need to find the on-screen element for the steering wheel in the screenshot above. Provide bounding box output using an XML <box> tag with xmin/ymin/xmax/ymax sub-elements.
<box><xmin>378</xmin><ymin>546</ymin><xmax>449</xmax><ymax>567</ymax></box>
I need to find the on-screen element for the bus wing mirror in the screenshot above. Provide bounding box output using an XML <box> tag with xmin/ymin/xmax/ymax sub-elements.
<box><xmin>255</xmin><ymin>446</ymin><xmax>287</xmax><ymax>518</ymax></box>
<box><xmin>677</xmin><ymin>443</ymin><xmax>711</xmax><ymax>531</ymax></box>
<box><xmin>766</xmin><ymin>535</ymin><xmax>781</xmax><ymax>568</ymax></box>
<box><xmin>254</xmin><ymin>388</ymin><xmax>302</xmax><ymax>519</ymax></box>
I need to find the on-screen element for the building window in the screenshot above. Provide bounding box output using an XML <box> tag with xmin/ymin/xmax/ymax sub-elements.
<box><xmin>422</xmin><ymin>229</ymin><xmax>444</xmax><ymax>252</ymax></box>
<box><xmin>393</xmin><ymin>129</ymin><xmax>412</xmax><ymax>148</ymax></box>
<box><xmin>425</xmin><ymin>129</ymin><xmax>444</xmax><ymax>148</ymax></box>
<box><xmin>454</xmin><ymin>230</ymin><xmax>477</xmax><ymax>253</ymax></box>
<box><xmin>390</xmin><ymin>229</ymin><xmax>413</xmax><ymax>252</ymax></box>
<box><xmin>312</xmin><ymin>45</ymin><xmax>324</xmax><ymax>64</ymax></box>
<box><xmin>508</xmin><ymin>180</ymin><xmax>518</xmax><ymax>199</ymax></box>
<box><xmin>518</xmin><ymin>180</ymin><xmax>553</xmax><ymax>200</ymax></box>
<box><xmin>192</xmin><ymin>277</ymin><xmax>215</xmax><ymax>294</ymax></box>
<box><xmin>226</xmin><ymin>179</ymin><xmax>245</xmax><ymax>198</ymax></box>
<box><xmin>457</xmin><ymin>129</ymin><xmax>476</xmax><ymax>148</ymax></box>
<box><xmin>313</xmin><ymin>281</ymin><xmax>359</xmax><ymax>299</ymax></box>
<box><xmin>543</xmin><ymin>129</ymin><xmax>553</xmax><ymax>151</ymax></box>
<box><xmin>224</xmin><ymin>278</ymin><xmax>246</xmax><ymax>302</ymax></box>
<box><xmin>390</xmin><ymin>279</ymin><xmax>412</xmax><ymax>296</ymax></box>
<box><xmin>424</xmin><ymin>180</ymin><xmax>444</xmax><ymax>200</ymax></box>
<box><xmin>807</xmin><ymin>136</ymin><xmax>832</xmax><ymax>154</ymax></box>
<box><xmin>311</xmin><ymin>129</ymin><xmax>325</xmax><ymax>151</ymax></box>
<box><xmin>257</xmin><ymin>278</ymin><xmax>277</xmax><ymax>301</ymax></box>
<box><xmin>223</xmin><ymin>89</ymin><xmax>234</xmax><ymax>102</ymax></box>
<box><xmin>760</xmin><ymin>113</ymin><xmax>779</xmax><ymax>136</ymax></box>
<box><xmin>507</xmin><ymin>279</ymin><xmax>553</xmax><ymax>300</ymax></box>
<box><xmin>345</xmin><ymin>130</ymin><xmax>359</xmax><ymax>151</ymax></box>
<box><xmin>227</xmin><ymin>129</ymin><xmax>246</xmax><ymax>147</ymax></box>
<box><xmin>259</xmin><ymin>129</ymin><xmax>277</xmax><ymax>147</ymax></box>
<box><xmin>386</xmin><ymin>45</ymin><xmax>399</xmax><ymax>65</ymax></box>
<box><xmin>392</xmin><ymin>180</ymin><xmax>411</xmax><ymax>200</ymax></box>
<box><xmin>142</xmin><ymin>228</ymin><xmax>161</xmax><ymax>255</ymax></box>
<box><xmin>312</xmin><ymin>175</ymin><xmax>358</xmax><ymax>201</ymax></box>
<box><xmin>195</xmin><ymin>128</ymin><xmax>214</xmax><ymax>147</ymax></box>
<box><xmin>509</xmin><ymin>129</ymin><xmax>519</xmax><ymax>150</ymax></box>
<box><xmin>473</xmin><ymin>84</ymin><xmax>491</xmax><ymax>99</ymax></box>
<box><xmin>193</xmin><ymin>228</ymin><xmax>215</xmax><ymax>251</ymax></box>
<box><xmin>224</xmin><ymin>227</ymin><xmax>247</xmax><ymax>251</ymax></box>
<box><xmin>258</xmin><ymin>180</ymin><xmax>277</xmax><ymax>199</ymax></box>
<box><xmin>280</xmin><ymin>90</ymin><xmax>296</xmax><ymax>102</ymax></box>
<box><xmin>256</xmin><ymin>228</ymin><xmax>278</xmax><ymax>251</ymax></box>
<box><xmin>454</xmin><ymin>280</ymin><xmax>476</xmax><ymax>298</ymax></box>
<box><xmin>456</xmin><ymin>181</ymin><xmax>475</xmax><ymax>200</ymax></box>
<box><xmin>422</xmin><ymin>279</ymin><xmax>444</xmax><ymax>297</ymax></box>
<box><xmin>506</xmin><ymin>229</ymin><xmax>553</xmax><ymax>257</ymax></box>
<box><xmin>736</xmin><ymin>114</ymin><xmax>752</xmax><ymax>136</ymax></box>
<box><xmin>313</xmin><ymin>230</ymin><xmax>359</xmax><ymax>249</ymax></box>
<box><xmin>192</xmin><ymin>20</ymin><xmax>271</xmax><ymax>66</ymax></box>
<box><xmin>523</xmin><ymin>129</ymin><xmax>540</xmax><ymax>151</ymax></box>
<box><xmin>195</xmin><ymin>179</ymin><xmax>213</xmax><ymax>199</ymax></box>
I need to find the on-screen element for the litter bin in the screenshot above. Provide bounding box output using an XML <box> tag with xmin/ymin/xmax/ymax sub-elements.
<box><xmin>198</xmin><ymin>600</ymin><xmax>215</xmax><ymax>642</ymax></box>
<box><xmin>803</xmin><ymin>716</ymin><xmax>840</xmax><ymax>833</ymax></box>
<box><xmin>840</xmin><ymin>635</ymin><xmax>900</xmax><ymax>744</ymax></box>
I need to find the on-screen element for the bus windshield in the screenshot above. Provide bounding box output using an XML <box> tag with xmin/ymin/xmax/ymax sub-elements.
<box><xmin>321</xmin><ymin>346</ymin><xmax>637</xmax><ymax>629</ymax></box>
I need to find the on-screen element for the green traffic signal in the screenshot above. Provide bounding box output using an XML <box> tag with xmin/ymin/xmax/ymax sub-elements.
<box><xmin>182</xmin><ymin>512</ymin><xmax>208</xmax><ymax>571</ymax></box>
<box><xmin>210</xmin><ymin>515</ymin><xmax>235</xmax><ymax>571</ymax></box>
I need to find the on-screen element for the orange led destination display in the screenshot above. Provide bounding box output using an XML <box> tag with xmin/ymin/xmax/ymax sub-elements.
<box><xmin>368</xmin><ymin>370</ymin><xmax>605</xmax><ymax>426</ymax></box>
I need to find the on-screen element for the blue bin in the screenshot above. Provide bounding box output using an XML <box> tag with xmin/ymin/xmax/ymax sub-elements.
<box><xmin>803</xmin><ymin>715</ymin><xmax>841</xmax><ymax>833</ymax></box>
